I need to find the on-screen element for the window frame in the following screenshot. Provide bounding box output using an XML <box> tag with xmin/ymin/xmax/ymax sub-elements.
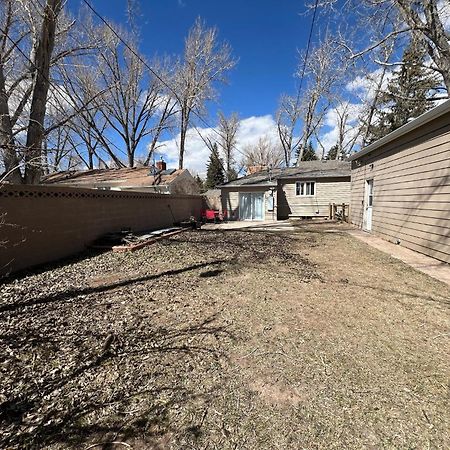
<box><xmin>295</xmin><ymin>180</ymin><xmax>316</xmax><ymax>197</ymax></box>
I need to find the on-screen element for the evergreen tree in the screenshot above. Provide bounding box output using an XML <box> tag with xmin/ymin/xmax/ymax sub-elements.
<box><xmin>194</xmin><ymin>174</ymin><xmax>205</xmax><ymax>192</ymax></box>
<box><xmin>325</xmin><ymin>144</ymin><xmax>339</xmax><ymax>160</ymax></box>
<box><xmin>301</xmin><ymin>141</ymin><xmax>318</xmax><ymax>161</ymax></box>
<box><xmin>205</xmin><ymin>143</ymin><xmax>225</xmax><ymax>189</ymax></box>
<box><xmin>369</xmin><ymin>36</ymin><xmax>438</xmax><ymax>142</ymax></box>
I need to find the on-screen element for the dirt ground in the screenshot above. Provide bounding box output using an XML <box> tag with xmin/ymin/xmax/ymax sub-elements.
<box><xmin>1</xmin><ymin>223</ymin><xmax>450</xmax><ymax>449</ymax></box>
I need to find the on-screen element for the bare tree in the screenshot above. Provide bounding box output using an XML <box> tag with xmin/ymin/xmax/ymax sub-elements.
<box><xmin>217</xmin><ymin>111</ymin><xmax>239</xmax><ymax>180</ymax></box>
<box><xmin>43</xmin><ymin>121</ymin><xmax>79</xmax><ymax>173</ymax></box>
<box><xmin>295</xmin><ymin>38</ymin><xmax>344</xmax><ymax>164</ymax></box>
<box><xmin>345</xmin><ymin>41</ymin><xmax>397</xmax><ymax>147</ymax></box>
<box><xmin>322</xmin><ymin>0</ymin><xmax>450</xmax><ymax>93</ymax></box>
<box><xmin>276</xmin><ymin>94</ymin><xmax>301</xmax><ymax>167</ymax></box>
<box><xmin>96</xmin><ymin>29</ymin><xmax>177</xmax><ymax>167</ymax></box>
<box><xmin>173</xmin><ymin>18</ymin><xmax>236</xmax><ymax>169</ymax></box>
<box><xmin>58</xmin><ymin>25</ymin><xmax>177</xmax><ymax>170</ymax></box>
<box><xmin>316</xmin><ymin>97</ymin><xmax>362</xmax><ymax>159</ymax></box>
<box><xmin>0</xmin><ymin>0</ymin><xmax>96</xmax><ymax>183</ymax></box>
<box><xmin>242</xmin><ymin>135</ymin><xmax>284</xmax><ymax>171</ymax></box>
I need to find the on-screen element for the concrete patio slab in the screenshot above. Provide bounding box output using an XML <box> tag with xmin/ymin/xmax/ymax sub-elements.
<box><xmin>202</xmin><ymin>220</ymin><xmax>295</xmax><ymax>232</ymax></box>
<box><xmin>347</xmin><ymin>228</ymin><xmax>450</xmax><ymax>287</ymax></box>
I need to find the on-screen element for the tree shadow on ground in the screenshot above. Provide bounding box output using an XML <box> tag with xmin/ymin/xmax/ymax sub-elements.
<box><xmin>0</xmin><ymin>313</ymin><xmax>233</xmax><ymax>449</ymax></box>
<box><xmin>0</xmin><ymin>259</ymin><xmax>230</xmax><ymax>314</ymax></box>
<box><xmin>0</xmin><ymin>247</ymin><xmax>110</xmax><ymax>285</ymax></box>
<box><xmin>344</xmin><ymin>280</ymin><xmax>450</xmax><ymax>307</ymax></box>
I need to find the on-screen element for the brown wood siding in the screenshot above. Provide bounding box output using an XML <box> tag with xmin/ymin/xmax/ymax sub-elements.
<box><xmin>278</xmin><ymin>178</ymin><xmax>351</xmax><ymax>219</ymax></box>
<box><xmin>351</xmin><ymin>111</ymin><xmax>450</xmax><ymax>263</ymax></box>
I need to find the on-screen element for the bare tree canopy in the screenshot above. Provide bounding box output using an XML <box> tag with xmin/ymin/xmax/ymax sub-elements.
<box><xmin>276</xmin><ymin>94</ymin><xmax>301</xmax><ymax>167</ymax></box>
<box><xmin>295</xmin><ymin>37</ymin><xmax>345</xmax><ymax>164</ymax></box>
<box><xmin>69</xmin><ymin>26</ymin><xmax>176</xmax><ymax>168</ymax></box>
<box><xmin>242</xmin><ymin>135</ymin><xmax>284</xmax><ymax>171</ymax></box>
<box><xmin>173</xmin><ymin>18</ymin><xmax>236</xmax><ymax>169</ymax></box>
<box><xmin>217</xmin><ymin>111</ymin><xmax>239</xmax><ymax>180</ymax></box>
<box><xmin>317</xmin><ymin>0</ymin><xmax>450</xmax><ymax>93</ymax></box>
<box><xmin>0</xmin><ymin>0</ymin><xmax>98</xmax><ymax>182</ymax></box>
<box><xmin>1</xmin><ymin>0</ymin><xmax>64</xmax><ymax>182</ymax></box>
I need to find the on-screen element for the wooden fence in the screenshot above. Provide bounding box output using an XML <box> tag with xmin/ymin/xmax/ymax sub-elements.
<box><xmin>329</xmin><ymin>203</ymin><xmax>350</xmax><ymax>222</ymax></box>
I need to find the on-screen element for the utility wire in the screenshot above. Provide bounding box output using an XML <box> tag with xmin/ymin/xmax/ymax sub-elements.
<box><xmin>80</xmin><ymin>0</ymin><xmax>248</xmax><ymax>160</ymax></box>
<box><xmin>0</xmin><ymin>20</ymin><xmax>129</xmax><ymax>163</ymax></box>
<box><xmin>295</xmin><ymin>0</ymin><xmax>320</xmax><ymax>104</ymax></box>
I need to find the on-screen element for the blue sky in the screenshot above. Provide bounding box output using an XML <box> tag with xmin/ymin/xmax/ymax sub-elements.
<box><xmin>71</xmin><ymin>0</ymin><xmax>310</xmax><ymax>116</ymax></box>
<box><xmin>66</xmin><ymin>0</ymin><xmax>450</xmax><ymax>175</ymax></box>
<box><xmin>67</xmin><ymin>0</ymin><xmax>332</xmax><ymax>174</ymax></box>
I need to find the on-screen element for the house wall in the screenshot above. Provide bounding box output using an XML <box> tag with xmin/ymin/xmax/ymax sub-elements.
<box><xmin>0</xmin><ymin>184</ymin><xmax>203</xmax><ymax>275</ymax></box>
<box><xmin>221</xmin><ymin>186</ymin><xmax>277</xmax><ymax>221</ymax></box>
<box><xmin>350</xmin><ymin>111</ymin><xmax>450</xmax><ymax>263</ymax></box>
<box><xmin>278</xmin><ymin>177</ymin><xmax>351</xmax><ymax>219</ymax></box>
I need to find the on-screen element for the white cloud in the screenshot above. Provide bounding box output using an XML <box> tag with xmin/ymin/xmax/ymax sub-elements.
<box><xmin>346</xmin><ymin>68</ymin><xmax>393</xmax><ymax>103</ymax></box>
<box><xmin>319</xmin><ymin>103</ymin><xmax>363</xmax><ymax>153</ymax></box>
<box><xmin>317</xmin><ymin>68</ymin><xmax>395</xmax><ymax>154</ymax></box>
<box><xmin>153</xmin><ymin>114</ymin><xmax>280</xmax><ymax>177</ymax></box>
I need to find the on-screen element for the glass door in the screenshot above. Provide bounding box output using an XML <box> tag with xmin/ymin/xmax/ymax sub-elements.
<box><xmin>252</xmin><ymin>193</ymin><xmax>264</xmax><ymax>220</ymax></box>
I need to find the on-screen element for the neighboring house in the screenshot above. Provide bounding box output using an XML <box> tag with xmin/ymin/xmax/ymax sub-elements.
<box><xmin>350</xmin><ymin>99</ymin><xmax>450</xmax><ymax>264</ymax></box>
<box><xmin>42</xmin><ymin>160</ymin><xmax>200</xmax><ymax>195</ymax></box>
<box><xmin>220</xmin><ymin>160</ymin><xmax>351</xmax><ymax>221</ymax></box>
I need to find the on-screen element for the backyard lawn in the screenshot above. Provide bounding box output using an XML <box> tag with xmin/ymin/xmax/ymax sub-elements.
<box><xmin>1</xmin><ymin>223</ymin><xmax>450</xmax><ymax>449</ymax></box>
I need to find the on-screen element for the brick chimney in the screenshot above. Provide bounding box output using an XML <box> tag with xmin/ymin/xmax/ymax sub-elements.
<box><xmin>155</xmin><ymin>157</ymin><xmax>166</xmax><ymax>171</ymax></box>
<box><xmin>247</xmin><ymin>165</ymin><xmax>266</xmax><ymax>175</ymax></box>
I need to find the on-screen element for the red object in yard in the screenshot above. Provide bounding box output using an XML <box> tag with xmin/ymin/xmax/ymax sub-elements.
<box><xmin>201</xmin><ymin>209</ymin><xmax>225</xmax><ymax>223</ymax></box>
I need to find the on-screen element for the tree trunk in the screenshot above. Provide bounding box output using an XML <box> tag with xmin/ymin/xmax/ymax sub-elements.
<box><xmin>0</xmin><ymin>62</ymin><xmax>22</xmax><ymax>183</ymax></box>
<box><xmin>128</xmin><ymin>152</ymin><xmax>134</xmax><ymax>168</ymax></box>
<box><xmin>296</xmin><ymin>141</ymin><xmax>306</xmax><ymax>165</ymax></box>
<box><xmin>179</xmin><ymin>113</ymin><xmax>188</xmax><ymax>169</ymax></box>
<box><xmin>88</xmin><ymin>147</ymin><xmax>94</xmax><ymax>170</ymax></box>
<box><xmin>24</xmin><ymin>0</ymin><xmax>62</xmax><ymax>184</ymax></box>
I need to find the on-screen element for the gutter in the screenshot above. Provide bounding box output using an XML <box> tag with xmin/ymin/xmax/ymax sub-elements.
<box><xmin>219</xmin><ymin>183</ymin><xmax>277</xmax><ymax>188</ymax></box>
<box><xmin>349</xmin><ymin>99</ymin><xmax>450</xmax><ymax>161</ymax></box>
<box><xmin>277</xmin><ymin>173</ymin><xmax>350</xmax><ymax>180</ymax></box>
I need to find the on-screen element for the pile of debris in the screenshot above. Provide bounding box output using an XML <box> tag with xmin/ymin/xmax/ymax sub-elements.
<box><xmin>91</xmin><ymin>227</ymin><xmax>185</xmax><ymax>252</ymax></box>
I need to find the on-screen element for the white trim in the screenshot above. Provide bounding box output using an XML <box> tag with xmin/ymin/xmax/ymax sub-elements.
<box><xmin>349</xmin><ymin>99</ymin><xmax>450</xmax><ymax>161</ymax></box>
<box><xmin>295</xmin><ymin>180</ymin><xmax>316</xmax><ymax>197</ymax></box>
<box><xmin>363</xmin><ymin>179</ymin><xmax>373</xmax><ymax>232</ymax></box>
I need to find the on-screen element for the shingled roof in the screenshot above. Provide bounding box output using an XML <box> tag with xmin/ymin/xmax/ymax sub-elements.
<box><xmin>42</xmin><ymin>167</ymin><xmax>187</xmax><ymax>188</ymax></box>
<box><xmin>220</xmin><ymin>160</ymin><xmax>351</xmax><ymax>187</ymax></box>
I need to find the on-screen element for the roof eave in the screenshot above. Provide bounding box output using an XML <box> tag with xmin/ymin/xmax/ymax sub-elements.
<box><xmin>349</xmin><ymin>99</ymin><xmax>450</xmax><ymax>161</ymax></box>
<box><xmin>219</xmin><ymin>182</ymin><xmax>277</xmax><ymax>188</ymax></box>
<box><xmin>278</xmin><ymin>173</ymin><xmax>350</xmax><ymax>180</ymax></box>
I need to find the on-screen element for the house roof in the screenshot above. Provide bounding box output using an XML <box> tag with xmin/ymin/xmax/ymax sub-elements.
<box><xmin>42</xmin><ymin>167</ymin><xmax>188</xmax><ymax>188</ymax></box>
<box><xmin>349</xmin><ymin>99</ymin><xmax>450</xmax><ymax>161</ymax></box>
<box><xmin>220</xmin><ymin>161</ymin><xmax>351</xmax><ymax>187</ymax></box>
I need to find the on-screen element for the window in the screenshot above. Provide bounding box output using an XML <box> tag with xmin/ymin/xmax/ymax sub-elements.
<box><xmin>367</xmin><ymin>180</ymin><xmax>373</xmax><ymax>206</ymax></box>
<box><xmin>296</xmin><ymin>181</ymin><xmax>315</xmax><ymax>196</ymax></box>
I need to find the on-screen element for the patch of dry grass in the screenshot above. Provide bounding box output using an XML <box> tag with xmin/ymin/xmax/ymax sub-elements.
<box><xmin>1</xmin><ymin>225</ymin><xmax>449</xmax><ymax>449</ymax></box>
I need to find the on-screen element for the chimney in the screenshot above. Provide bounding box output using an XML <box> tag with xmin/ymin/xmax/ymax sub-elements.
<box><xmin>155</xmin><ymin>157</ymin><xmax>166</xmax><ymax>172</ymax></box>
<box><xmin>247</xmin><ymin>165</ymin><xmax>266</xmax><ymax>175</ymax></box>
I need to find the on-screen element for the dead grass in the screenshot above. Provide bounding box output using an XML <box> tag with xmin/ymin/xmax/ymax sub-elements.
<box><xmin>1</xmin><ymin>224</ymin><xmax>450</xmax><ymax>449</ymax></box>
